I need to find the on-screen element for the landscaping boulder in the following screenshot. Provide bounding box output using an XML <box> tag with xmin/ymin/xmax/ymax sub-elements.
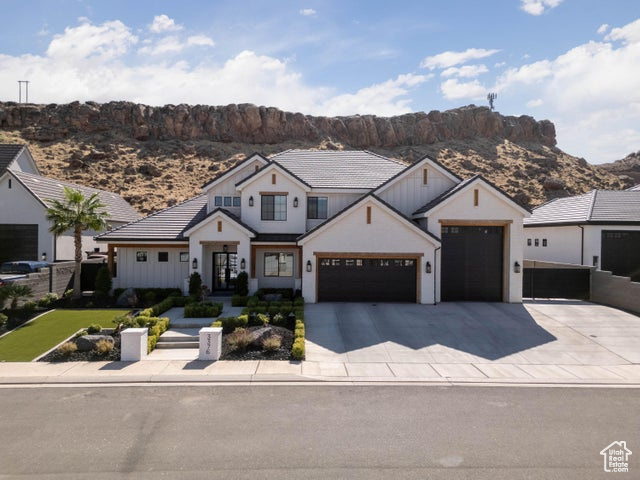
<box><xmin>247</xmin><ymin>326</ymin><xmax>275</xmax><ymax>347</ymax></box>
<box><xmin>75</xmin><ymin>335</ymin><xmax>114</xmax><ymax>352</ymax></box>
<box><xmin>116</xmin><ymin>287</ymin><xmax>138</xmax><ymax>307</ymax></box>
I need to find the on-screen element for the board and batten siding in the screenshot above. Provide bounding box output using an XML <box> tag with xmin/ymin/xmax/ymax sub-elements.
<box><xmin>306</xmin><ymin>192</ymin><xmax>364</xmax><ymax>231</ymax></box>
<box><xmin>114</xmin><ymin>246</ymin><xmax>189</xmax><ymax>289</ymax></box>
<box><xmin>206</xmin><ymin>158</ymin><xmax>265</xmax><ymax>214</ymax></box>
<box><xmin>377</xmin><ymin>166</ymin><xmax>457</xmax><ymax>217</ymax></box>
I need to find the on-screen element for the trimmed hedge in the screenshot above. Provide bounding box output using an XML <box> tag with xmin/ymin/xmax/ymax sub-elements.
<box><xmin>292</xmin><ymin>337</ymin><xmax>305</xmax><ymax>360</ymax></box>
<box><xmin>214</xmin><ymin>315</ymin><xmax>249</xmax><ymax>334</ymax></box>
<box><xmin>231</xmin><ymin>295</ymin><xmax>249</xmax><ymax>307</ymax></box>
<box><xmin>184</xmin><ymin>302</ymin><xmax>223</xmax><ymax>318</ymax></box>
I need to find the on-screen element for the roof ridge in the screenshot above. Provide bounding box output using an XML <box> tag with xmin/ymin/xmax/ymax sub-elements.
<box><xmin>13</xmin><ymin>170</ymin><xmax>125</xmax><ymax>198</ymax></box>
<box><xmin>586</xmin><ymin>189</ymin><xmax>597</xmax><ymax>221</ymax></box>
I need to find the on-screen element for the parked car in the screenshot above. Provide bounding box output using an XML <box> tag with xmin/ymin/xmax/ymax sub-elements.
<box><xmin>0</xmin><ymin>261</ymin><xmax>50</xmax><ymax>287</ymax></box>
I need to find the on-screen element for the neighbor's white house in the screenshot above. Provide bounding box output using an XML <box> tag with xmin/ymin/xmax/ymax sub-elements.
<box><xmin>0</xmin><ymin>144</ymin><xmax>140</xmax><ymax>263</ymax></box>
<box><xmin>524</xmin><ymin>189</ymin><xmax>640</xmax><ymax>281</ymax></box>
<box><xmin>96</xmin><ymin>150</ymin><xmax>530</xmax><ymax>304</ymax></box>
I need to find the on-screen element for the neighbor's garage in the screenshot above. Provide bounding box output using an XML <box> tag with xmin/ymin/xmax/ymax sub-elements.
<box><xmin>0</xmin><ymin>224</ymin><xmax>38</xmax><ymax>263</ymax></box>
<box><xmin>318</xmin><ymin>257</ymin><xmax>417</xmax><ymax>302</ymax></box>
<box><xmin>441</xmin><ymin>225</ymin><xmax>503</xmax><ymax>301</ymax></box>
<box><xmin>601</xmin><ymin>230</ymin><xmax>640</xmax><ymax>282</ymax></box>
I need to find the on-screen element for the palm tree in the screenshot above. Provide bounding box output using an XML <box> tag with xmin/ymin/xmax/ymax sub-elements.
<box><xmin>46</xmin><ymin>187</ymin><xmax>110</xmax><ymax>300</ymax></box>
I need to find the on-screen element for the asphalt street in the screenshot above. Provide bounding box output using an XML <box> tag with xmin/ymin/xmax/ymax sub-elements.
<box><xmin>0</xmin><ymin>385</ymin><xmax>637</xmax><ymax>479</ymax></box>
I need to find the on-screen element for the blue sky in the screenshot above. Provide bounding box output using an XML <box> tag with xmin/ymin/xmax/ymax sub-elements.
<box><xmin>1</xmin><ymin>0</ymin><xmax>639</xmax><ymax>163</ymax></box>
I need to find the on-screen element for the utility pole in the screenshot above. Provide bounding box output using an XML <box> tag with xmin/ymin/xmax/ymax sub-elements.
<box><xmin>18</xmin><ymin>80</ymin><xmax>30</xmax><ymax>103</ymax></box>
<box><xmin>487</xmin><ymin>92</ymin><xmax>497</xmax><ymax>111</ymax></box>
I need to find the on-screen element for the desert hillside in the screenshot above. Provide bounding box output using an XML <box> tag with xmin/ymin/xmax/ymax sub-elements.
<box><xmin>599</xmin><ymin>151</ymin><xmax>640</xmax><ymax>185</ymax></box>
<box><xmin>0</xmin><ymin>102</ymin><xmax>627</xmax><ymax>214</ymax></box>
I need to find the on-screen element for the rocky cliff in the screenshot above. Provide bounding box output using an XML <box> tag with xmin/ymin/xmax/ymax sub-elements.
<box><xmin>599</xmin><ymin>151</ymin><xmax>640</xmax><ymax>185</ymax></box>
<box><xmin>0</xmin><ymin>101</ymin><xmax>626</xmax><ymax>214</ymax></box>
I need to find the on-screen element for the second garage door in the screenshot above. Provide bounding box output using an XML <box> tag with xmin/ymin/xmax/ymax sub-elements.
<box><xmin>441</xmin><ymin>225</ymin><xmax>504</xmax><ymax>301</ymax></box>
<box><xmin>0</xmin><ymin>224</ymin><xmax>38</xmax><ymax>264</ymax></box>
<box><xmin>318</xmin><ymin>257</ymin><xmax>417</xmax><ymax>302</ymax></box>
<box><xmin>601</xmin><ymin>230</ymin><xmax>640</xmax><ymax>282</ymax></box>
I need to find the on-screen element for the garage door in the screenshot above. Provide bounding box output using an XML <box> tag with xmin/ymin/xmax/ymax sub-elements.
<box><xmin>602</xmin><ymin>230</ymin><xmax>640</xmax><ymax>282</ymax></box>
<box><xmin>441</xmin><ymin>225</ymin><xmax>503</xmax><ymax>301</ymax></box>
<box><xmin>318</xmin><ymin>257</ymin><xmax>417</xmax><ymax>302</ymax></box>
<box><xmin>0</xmin><ymin>224</ymin><xmax>38</xmax><ymax>264</ymax></box>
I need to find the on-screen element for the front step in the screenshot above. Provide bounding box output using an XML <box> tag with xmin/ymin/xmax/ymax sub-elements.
<box><xmin>156</xmin><ymin>329</ymin><xmax>200</xmax><ymax>349</ymax></box>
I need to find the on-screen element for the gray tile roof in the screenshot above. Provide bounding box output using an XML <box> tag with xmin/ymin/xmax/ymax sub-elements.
<box><xmin>0</xmin><ymin>144</ymin><xmax>26</xmax><ymax>176</ymax></box>
<box><xmin>268</xmin><ymin>150</ymin><xmax>407</xmax><ymax>189</ymax></box>
<box><xmin>413</xmin><ymin>177</ymin><xmax>476</xmax><ymax>215</ymax></box>
<box><xmin>525</xmin><ymin>190</ymin><xmax>640</xmax><ymax>225</ymax></box>
<box><xmin>12</xmin><ymin>170</ymin><xmax>140</xmax><ymax>224</ymax></box>
<box><xmin>96</xmin><ymin>195</ymin><xmax>207</xmax><ymax>241</ymax></box>
<box><xmin>629</xmin><ymin>184</ymin><xmax>640</xmax><ymax>191</ymax></box>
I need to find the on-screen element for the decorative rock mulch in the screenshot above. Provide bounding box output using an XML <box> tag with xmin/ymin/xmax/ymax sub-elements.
<box><xmin>220</xmin><ymin>325</ymin><xmax>294</xmax><ymax>361</ymax></box>
<box><xmin>39</xmin><ymin>333</ymin><xmax>121</xmax><ymax>362</ymax></box>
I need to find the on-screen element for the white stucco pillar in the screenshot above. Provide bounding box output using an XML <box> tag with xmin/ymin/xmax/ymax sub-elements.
<box><xmin>120</xmin><ymin>328</ymin><xmax>148</xmax><ymax>361</ymax></box>
<box><xmin>199</xmin><ymin>327</ymin><xmax>223</xmax><ymax>361</ymax></box>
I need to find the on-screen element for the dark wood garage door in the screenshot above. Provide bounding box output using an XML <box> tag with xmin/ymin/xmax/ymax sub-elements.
<box><xmin>0</xmin><ymin>224</ymin><xmax>38</xmax><ymax>264</ymax></box>
<box><xmin>441</xmin><ymin>225</ymin><xmax>503</xmax><ymax>301</ymax></box>
<box><xmin>318</xmin><ymin>257</ymin><xmax>417</xmax><ymax>302</ymax></box>
<box><xmin>601</xmin><ymin>230</ymin><xmax>640</xmax><ymax>282</ymax></box>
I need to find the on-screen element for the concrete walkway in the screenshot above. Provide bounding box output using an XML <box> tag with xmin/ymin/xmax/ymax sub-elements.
<box><xmin>0</xmin><ymin>300</ymin><xmax>638</xmax><ymax>386</ymax></box>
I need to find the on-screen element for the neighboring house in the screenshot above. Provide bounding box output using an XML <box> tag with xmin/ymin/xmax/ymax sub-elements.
<box><xmin>96</xmin><ymin>150</ymin><xmax>529</xmax><ymax>304</ymax></box>
<box><xmin>0</xmin><ymin>144</ymin><xmax>140</xmax><ymax>263</ymax></box>
<box><xmin>524</xmin><ymin>190</ymin><xmax>640</xmax><ymax>281</ymax></box>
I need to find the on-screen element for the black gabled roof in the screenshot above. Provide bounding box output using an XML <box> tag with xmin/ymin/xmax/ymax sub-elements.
<box><xmin>297</xmin><ymin>192</ymin><xmax>441</xmax><ymax>244</ymax></box>
<box><xmin>0</xmin><ymin>144</ymin><xmax>26</xmax><ymax>176</ymax></box>
<box><xmin>413</xmin><ymin>174</ymin><xmax>532</xmax><ymax>216</ymax></box>
<box><xmin>201</xmin><ymin>152</ymin><xmax>269</xmax><ymax>189</ymax></box>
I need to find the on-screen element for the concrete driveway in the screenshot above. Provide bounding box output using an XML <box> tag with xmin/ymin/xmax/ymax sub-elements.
<box><xmin>304</xmin><ymin>301</ymin><xmax>640</xmax><ymax>374</ymax></box>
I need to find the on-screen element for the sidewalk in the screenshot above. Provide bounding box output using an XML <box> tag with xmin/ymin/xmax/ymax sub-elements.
<box><xmin>1</xmin><ymin>358</ymin><xmax>640</xmax><ymax>386</ymax></box>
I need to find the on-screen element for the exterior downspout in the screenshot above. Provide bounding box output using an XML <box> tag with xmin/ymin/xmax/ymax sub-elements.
<box><xmin>433</xmin><ymin>246</ymin><xmax>440</xmax><ymax>305</ymax></box>
<box><xmin>578</xmin><ymin>225</ymin><xmax>584</xmax><ymax>265</ymax></box>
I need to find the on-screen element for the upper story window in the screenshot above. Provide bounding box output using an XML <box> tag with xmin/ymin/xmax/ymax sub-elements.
<box><xmin>214</xmin><ymin>196</ymin><xmax>222</xmax><ymax>206</ymax></box>
<box><xmin>214</xmin><ymin>196</ymin><xmax>240</xmax><ymax>208</ymax></box>
<box><xmin>261</xmin><ymin>194</ymin><xmax>287</xmax><ymax>221</ymax></box>
<box><xmin>307</xmin><ymin>196</ymin><xmax>328</xmax><ymax>219</ymax></box>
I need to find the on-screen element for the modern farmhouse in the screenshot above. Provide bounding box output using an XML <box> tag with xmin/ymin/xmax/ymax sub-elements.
<box><xmin>96</xmin><ymin>150</ymin><xmax>530</xmax><ymax>303</ymax></box>
<box><xmin>0</xmin><ymin>144</ymin><xmax>140</xmax><ymax>263</ymax></box>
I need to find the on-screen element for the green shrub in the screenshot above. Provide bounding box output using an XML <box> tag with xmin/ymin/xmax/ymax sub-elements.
<box><xmin>172</xmin><ymin>296</ymin><xmax>187</xmax><ymax>307</ymax></box>
<box><xmin>144</xmin><ymin>291</ymin><xmax>156</xmax><ymax>306</ymax></box>
<box><xmin>184</xmin><ymin>302</ymin><xmax>222</xmax><ymax>318</ymax></box>
<box><xmin>262</xmin><ymin>335</ymin><xmax>282</xmax><ymax>351</ymax></box>
<box><xmin>151</xmin><ymin>297</ymin><xmax>176</xmax><ymax>316</ymax></box>
<box><xmin>94</xmin><ymin>266</ymin><xmax>112</xmax><ymax>299</ymax></box>
<box><xmin>246</xmin><ymin>296</ymin><xmax>259</xmax><ymax>308</ymax></box>
<box><xmin>211</xmin><ymin>320</ymin><xmax>222</xmax><ymax>328</ymax></box>
<box><xmin>293</xmin><ymin>297</ymin><xmax>305</xmax><ymax>307</ymax></box>
<box><xmin>235</xmin><ymin>271</ymin><xmax>249</xmax><ymax>296</ymax></box>
<box><xmin>219</xmin><ymin>315</ymin><xmax>248</xmax><ymax>334</ymax></box>
<box><xmin>74</xmin><ymin>328</ymin><xmax>89</xmax><ymax>338</ymax></box>
<box><xmin>255</xmin><ymin>306</ymin><xmax>267</xmax><ymax>315</ymax></box>
<box><xmin>21</xmin><ymin>301</ymin><xmax>37</xmax><ymax>315</ymax></box>
<box><xmin>37</xmin><ymin>292</ymin><xmax>59</xmax><ymax>308</ymax></box>
<box><xmin>87</xmin><ymin>324</ymin><xmax>102</xmax><ymax>334</ymax></box>
<box><xmin>294</xmin><ymin>325</ymin><xmax>305</xmax><ymax>339</ymax></box>
<box><xmin>147</xmin><ymin>335</ymin><xmax>157</xmax><ymax>353</ymax></box>
<box><xmin>271</xmin><ymin>313</ymin><xmax>285</xmax><ymax>326</ymax></box>
<box><xmin>57</xmin><ymin>341</ymin><xmax>77</xmax><ymax>356</ymax></box>
<box><xmin>257</xmin><ymin>313</ymin><xmax>270</xmax><ymax>326</ymax></box>
<box><xmin>257</xmin><ymin>301</ymin><xmax>268</xmax><ymax>308</ymax></box>
<box><xmin>267</xmin><ymin>305</ymin><xmax>280</xmax><ymax>317</ymax></box>
<box><xmin>188</xmin><ymin>272</ymin><xmax>202</xmax><ymax>297</ymax></box>
<box><xmin>292</xmin><ymin>337</ymin><xmax>305</xmax><ymax>360</ymax></box>
<box><xmin>149</xmin><ymin>324</ymin><xmax>161</xmax><ymax>338</ymax></box>
<box><xmin>294</xmin><ymin>308</ymin><xmax>304</xmax><ymax>320</ymax></box>
<box><xmin>0</xmin><ymin>313</ymin><xmax>7</xmax><ymax>328</ymax></box>
<box><xmin>231</xmin><ymin>295</ymin><xmax>248</xmax><ymax>307</ymax></box>
<box><xmin>95</xmin><ymin>339</ymin><xmax>114</xmax><ymax>355</ymax></box>
<box><xmin>139</xmin><ymin>307</ymin><xmax>154</xmax><ymax>317</ymax></box>
<box><xmin>227</xmin><ymin>328</ymin><xmax>252</xmax><ymax>352</ymax></box>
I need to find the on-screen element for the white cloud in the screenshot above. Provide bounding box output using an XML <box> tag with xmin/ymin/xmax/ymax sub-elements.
<box><xmin>46</xmin><ymin>20</ymin><xmax>138</xmax><ymax>62</ymax></box>
<box><xmin>319</xmin><ymin>73</ymin><xmax>431</xmax><ymax>116</ymax></box>
<box><xmin>493</xmin><ymin>18</ymin><xmax>640</xmax><ymax>162</ymax></box>
<box><xmin>0</xmin><ymin>19</ymin><xmax>424</xmax><ymax>118</ymax></box>
<box><xmin>300</xmin><ymin>8</ymin><xmax>317</xmax><ymax>16</ymax></box>
<box><xmin>520</xmin><ymin>0</ymin><xmax>563</xmax><ymax>16</ymax></box>
<box><xmin>597</xmin><ymin>23</ymin><xmax>609</xmax><ymax>35</ymax></box>
<box><xmin>441</xmin><ymin>64</ymin><xmax>488</xmax><ymax>78</ymax></box>
<box><xmin>420</xmin><ymin>48</ymin><xmax>499</xmax><ymax>69</ymax></box>
<box><xmin>526</xmin><ymin>98</ymin><xmax>543</xmax><ymax>107</ymax></box>
<box><xmin>187</xmin><ymin>35</ymin><xmax>215</xmax><ymax>47</ymax></box>
<box><xmin>150</xmin><ymin>14</ymin><xmax>182</xmax><ymax>33</ymax></box>
<box><xmin>440</xmin><ymin>79</ymin><xmax>486</xmax><ymax>100</ymax></box>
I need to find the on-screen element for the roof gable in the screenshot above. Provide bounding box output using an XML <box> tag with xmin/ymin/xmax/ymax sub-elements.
<box><xmin>269</xmin><ymin>149</ymin><xmax>407</xmax><ymax>189</ymax></box>
<box><xmin>183</xmin><ymin>207</ymin><xmax>257</xmax><ymax>238</ymax></box>
<box><xmin>235</xmin><ymin>161</ymin><xmax>312</xmax><ymax>191</ymax></box>
<box><xmin>0</xmin><ymin>144</ymin><xmax>39</xmax><ymax>176</ymax></box>
<box><xmin>10</xmin><ymin>170</ymin><xmax>139</xmax><ymax>223</ymax></box>
<box><xmin>201</xmin><ymin>152</ymin><xmax>269</xmax><ymax>191</ymax></box>
<box><xmin>374</xmin><ymin>154</ymin><xmax>461</xmax><ymax>195</ymax></box>
<box><xmin>298</xmin><ymin>193</ymin><xmax>440</xmax><ymax>246</ymax></box>
<box><xmin>413</xmin><ymin>175</ymin><xmax>531</xmax><ymax>217</ymax></box>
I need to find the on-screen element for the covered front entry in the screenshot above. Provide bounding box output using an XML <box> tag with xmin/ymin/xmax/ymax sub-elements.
<box><xmin>212</xmin><ymin>252</ymin><xmax>238</xmax><ymax>292</ymax></box>
<box><xmin>601</xmin><ymin>230</ymin><xmax>640</xmax><ymax>282</ymax></box>
<box><xmin>317</xmin><ymin>256</ymin><xmax>417</xmax><ymax>302</ymax></box>
<box><xmin>441</xmin><ymin>225</ymin><xmax>504</xmax><ymax>301</ymax></box>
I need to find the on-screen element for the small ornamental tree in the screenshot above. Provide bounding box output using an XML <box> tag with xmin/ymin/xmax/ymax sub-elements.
<box><xmin>94</xmin><ymin>266</ymin><xmax>112</xmax><ymax>302</ymax></box>
<box><xmin>188</xmin><ymin>272</ymin><xmax>202</xmax><ymax>297</ymax></box>
<box><xmin>235</xmin><ymin>271</ymin><xmax>248</xmax><ymax>296</ymax></box>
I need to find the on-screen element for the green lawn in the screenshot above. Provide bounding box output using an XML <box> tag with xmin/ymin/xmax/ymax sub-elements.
<box><xmin>0</xmin><ymin>309</ymin><xmax>129</xmax><ymax>362</ymax></box>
